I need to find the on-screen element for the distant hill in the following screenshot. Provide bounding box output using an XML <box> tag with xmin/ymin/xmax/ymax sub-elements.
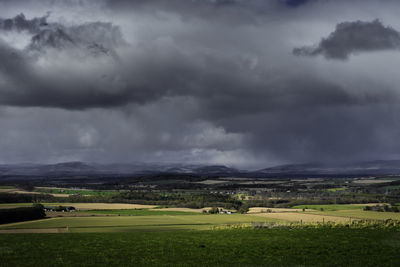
<box><xmin>0</xmin><ymin>162</ymin><xmax>239</xmax><ymax>178</ymax></box>
<box><xmin>2</xmin><ymin>160</ymin><xmax>400</xmax><ymax>180</ymax></box>
<box><xmin>194</xmin><ymin>165</ymin><xmax>239</xmax><ymax>175</ymax></box>
<box><xmin>257</xmin><ymin>160</ymin><xmax>400</xmax><ymax>175</ymax></box>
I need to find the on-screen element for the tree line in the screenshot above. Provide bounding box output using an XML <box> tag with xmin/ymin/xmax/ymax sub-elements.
<box><xmin>0</xmin><ymin>204</ymin><xmax>46</xmax><ymax>224</ymax></box>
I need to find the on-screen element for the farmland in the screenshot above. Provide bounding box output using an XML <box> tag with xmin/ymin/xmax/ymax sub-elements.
<box><xmin>77</xmin><ymin>209</ymin><xmax>201</xmax><ymax>216</ymax></box>
<box><xmin>0</xmin><ymin>198</ymin><xmax>399</xmax><ymax>267</ymax></box>
<box><xmin>327</xmin><ymin>187</ymin><xmax>347</xmax><ymax>192</ymax></box>
<box><xmin>0</xmin><ymin>186</ymin><xmax>16</xmax><ymax>189</ymax></box>
<box><xmin>292</xmin><ymin>204</ymin><xmax>370</xmax><ymax>211</ymax></box>
<box><xmin>248</xmin><ymin>204</ymin><xmax>400</xmax><ymax>222</ymax></box>
<box><xmin>249</xmin><ymin>212</ymin><xmax>351</xmax><ymax>223</ymax></box>
<box><xmin>0</xmin><ymin>213</ymin><xmax>281</xmax><ymax>233</ymax></box>
<box><xmin>311</xmin><ymin>209</ymin><xmax>400</xmax><ymax>221</ymax></box>
<box><xmin>0</xmin><ymin>203</ymin><xmax>157</xmax><ymax>210</ymax></box>
<box><xmin>35</xmin><ymin>187</ymin><xmax>119</xmax><ymax>196</ymax></box>
<box><xmin>1</xmin><ymin>202</ymin><xmax>400</xmax><ymax>233</ymax></box>
<box><xmin>1</xmin><ymin>200</ymin><xmax>400</xmax><ymax>266</ymax></box>
<box><xmin>1</xmin><ymin>169</ymin><xmax>400</xmax><ymax>266</ymax></box>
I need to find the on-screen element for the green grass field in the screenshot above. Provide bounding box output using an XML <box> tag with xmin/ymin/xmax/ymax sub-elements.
<box><xmin>0</xmin><ymin>214</ymin><xmax>281</xmax><ymax>232</ymax></box>
<box><xmin>0</xmin><ymin>186</ymin><xmax>16</xmax><ymax>189</ymax></box>
<box><xmin>327</xmin><ymin>187</ymin><xmax>347</xmax><ymax>192</ymax></box>
<box><xmin>0</xmin><ymin>228</ymin><xmax>399</xmax><ymax>266</ymax></box>
<box><xmin>35</xmin><ymin>188</ymin><xmax>118</xmax><ymax>196</ymax></box>
<box><xmin>385</xmin><ymin>185</ymin><xmax>400</xmax><ymax>190</ymax></box>
<box><xmin>290</xmin><ymin>204</ymin><xmax>400</xmax><ymax>221</ymax></box>
<box><xmin>3</xmin><ymin>203</ymin><xmax>400</xmax><ymax>228</ymax></box>
<box><xmin>1</xmin><ymin>202</ymin><xmax>400</xmax><ymax>266</ymax></box>
<box><xmin>79</xmin><ymin>209</ymin><xmax>200</xmax><ymax>216</ymax></box>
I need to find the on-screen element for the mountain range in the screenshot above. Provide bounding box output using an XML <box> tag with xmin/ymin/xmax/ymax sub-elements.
<box><xmin>1</xmin><ymin>160</ymin><xmax>400</xmax><ymax>179</ymax></box>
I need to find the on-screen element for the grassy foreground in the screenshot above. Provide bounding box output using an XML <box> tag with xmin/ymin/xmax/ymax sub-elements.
<box><xmin>0</xmin><ymin>228</ymin><xmax>399</xmax><ymax>266</ymax></box>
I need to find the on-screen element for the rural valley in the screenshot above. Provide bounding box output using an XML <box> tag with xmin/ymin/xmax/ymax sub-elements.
<box><xmin>1</xmin><ymin>161</ymin><xmax>400</xmax><ymax>266</ymax></box>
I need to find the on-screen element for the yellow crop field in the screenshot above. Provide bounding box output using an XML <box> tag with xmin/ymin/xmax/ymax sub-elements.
<box><xmin>249</xmin><ymin>212</ymin><xmax>352</xmax><ymax>223</ymax></box>
<box><xmin>151</xmin><ymin>207</ymin><xmax>209</xmax><ymax>213</ymax></box>
<box><xmin>0</xmin><ymin>188</ymin><xmax>69</xmax><ymax>197</ymax></box>
<box><xmin>311</xmin><ymin>209</ymin><xmax>400</xmax><ymax>221</ymax></box>
<box><xmin>248</xmin><ymin>207</ymin><xmax>304</xmax><ymax>213</ymax></box>
<box><xmin>58</xmin><ymin>203</ymin><xmax>158</xmax><ymax>210</ymax></box>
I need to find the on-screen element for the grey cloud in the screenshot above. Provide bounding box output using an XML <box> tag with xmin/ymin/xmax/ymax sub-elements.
<box><xmin>0</xmin><ymin>13</ymin><xmax>49</xmax><ymax>34</ymax></box>
<box><xmin>283</xmin><ymin>0</ymin><xmax>309</xmax><ymax>7</ymax></box>
<box><xmin>294</xmin><ymin>19</ymin><xmax>400</xmax><ymax>59</ymax></box>
<box><xmin>0</xmin><ymin>10</ymin><xmax>397</xmax><ymax>112</ymax></box>
<box><xmin>234</xmin><ymin>105</ymin><xmax>400</xmax><ymax>164</ymax></box>
<box><xmin>0</xmin><ymin>14</ymin><xmax>130</xmax><ymax>109</ymax></box>
<box><xmin>0</xmin><ymin>13</ymin><xmax>125</xmax><ymax>54</ymax></box>
<box><xmin>1</xmin><ymin>44</ymin><xmax>386</xmax><ymax>110</ymax></box>
<box><xmin>0</xmin><ymin>19</ymin><xmax>356</xmax><ymax>111</ymax></box>
<box><xmin>1</xmin><ymin>0</ymin><xmax>400</xmax><ymax>167</ymax></box>
<box><xmin>103</xmin><ymin>0</ymin><xmax>295</xmax><ymax>26</ymax></box>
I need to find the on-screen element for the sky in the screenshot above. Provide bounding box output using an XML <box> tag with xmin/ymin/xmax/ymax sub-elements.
<box><xmin>0</xmin><ymin>0</ymin><xmax>400</xmax><ymax>169</ymax></box>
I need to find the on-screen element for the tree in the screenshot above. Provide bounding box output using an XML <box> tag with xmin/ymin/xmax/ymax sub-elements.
<box><xmin>208</xmin><ymin>207</ymin><xmax>219</xmax><ymax>214</ymax></box>
<box><xmin>383</xmin><ymin>205</ymin><xmax>390</xmax><ymax>212</ymax></box>
<box><xmin>33</xmin><ymin>203</ymin><xmax>44</xmax><ymax>210</ymax></box>
<box><xmin>238</xmin><ymin>205</ymin><xmax>249</xmax><ymax>214</ymax></box>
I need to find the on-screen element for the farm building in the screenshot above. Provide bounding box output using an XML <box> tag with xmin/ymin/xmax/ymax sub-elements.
<box><xmin>44</xmin><ymin>206</ymin><xmax>76</xmax><ymax>212</ymax></box>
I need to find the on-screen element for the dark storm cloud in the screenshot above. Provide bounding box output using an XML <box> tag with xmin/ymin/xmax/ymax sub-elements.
<box><xmin>0</xmin><ymin>12</ymin><xmax>377</xmax><ymax>110</ymax></box>
<box><xmin>1</xmin><ymin>0</ymin><xmax>400</xmax><ymax>167</ymax></box>
<box><xmin>0</xmin><ymin>13</ymin><xmax>132</xmax><ymax>108</ymax></box>
<box><xmin>0</xmin><ymin>35</ymin><xmax>386</xmax><ymax>111</ymax></box>
<box><xmin>105</xmin><ymin>0</ymin><xmax>307</xmax><ymax>9</ymax></box>
<box><xmin>103</xmin><ymin>0</ymin><xmax>300</xmax><ymax>22</ymax></box>
<box><xmin>294</xmin><ymin>19</ymin><xmax>400</xmax><ymax>59</ymax></box>
<box><xmin>284</xmin><ymin>0</ymin><xmax>309</xmax><ymax>7</ymax></box>
<box><xmin>0</xmin><ymin>13</ymin><xmax>48</xmax><ymax>34</ymax></box>
<box><xmin>0</xmin><ymin>13</ymin><xmax>125</xmax><ymax>53</ymax></box>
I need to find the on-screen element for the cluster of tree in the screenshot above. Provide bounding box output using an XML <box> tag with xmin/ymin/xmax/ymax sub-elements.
<box><xmin>364</xmin><ymin>205</ymin><xmax>399</xmax><ymax>213</ymax></box>
<box><xmin>207</xmin><ymin>207</ymin><xmax>220</xmax><ymax>214</ymax></box>
<box><xmin>0</xmin><ymin>191</ymin><xmax>245</xmax><ymax>210</ymax></box>
<box><xmin>238</xmin><ymin>205</ymin><xmax>250</xmax><ymax>214</ymax></box>
<box><xmin>134</xmin><ymin>174</ymin><xmax>203</xmax><ymax>183</ymax></box>
<box><xmin>108</xmin><ymin>192</ymin><xmax>243</xmax><ymax>210</ymax></box>
<box><xmin>242</xmin><ymin>196</ymin><xmax>396</xmax><ymax>209</ymax></box>
<box><xmin>0</xmin><ymin>193</ymin><xmax>60</xmax><ymax>203</ymax></box>
<box><xmin>154</xmin><ymin>183</ymin><xmax>207</xmax><ymax>190</ymax></box>
<box><xmin>0</xmin><ymin>204</ymin><xmax>45</xmax><ymax>224</ymax></box>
